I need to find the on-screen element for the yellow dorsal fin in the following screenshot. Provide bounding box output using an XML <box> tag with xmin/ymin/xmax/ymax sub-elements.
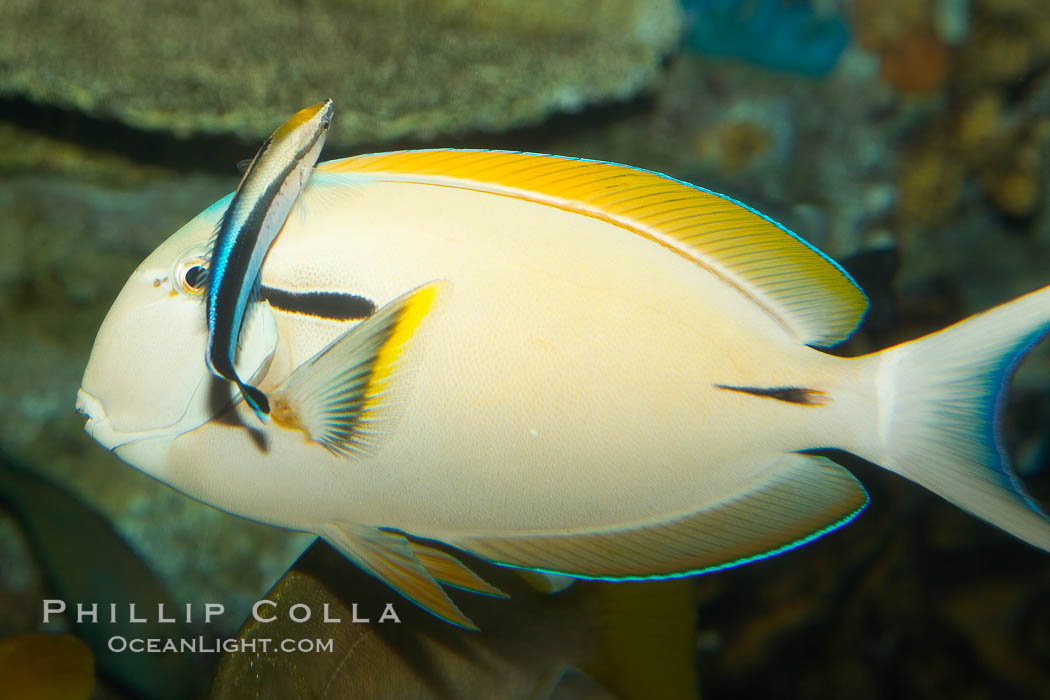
<box><xmin>318</xmin><ymin>149</ymin><xmax>868</xmax><ymax>346</ymax></box>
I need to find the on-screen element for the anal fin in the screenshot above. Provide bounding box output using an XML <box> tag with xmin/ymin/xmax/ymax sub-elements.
<box><xmin>445</xmin><ymin>453</ymin><xmax>869</xmax><ymax>579</ymax></box>
<box><xmin>322</xmin><ymin>523</ymin><xmax>479</xmax><ymax>630</ymax></box>
<box><xmin>407</xmin><ymin>539</ymin><xmax>508</xmax><ymax>598</ymax></box>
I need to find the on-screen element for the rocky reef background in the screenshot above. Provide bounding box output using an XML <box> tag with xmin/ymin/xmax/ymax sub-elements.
<box><xmin>1</xmin><ymin>0</ymin><xmax>1048</xmax><ymax>697</ymax></box>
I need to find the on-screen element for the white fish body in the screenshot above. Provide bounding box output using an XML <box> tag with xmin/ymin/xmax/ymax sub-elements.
<box><xmin>78</xmin><ymin>150</ymin><xmax>1050</xmax><ymax>628</ymax></box>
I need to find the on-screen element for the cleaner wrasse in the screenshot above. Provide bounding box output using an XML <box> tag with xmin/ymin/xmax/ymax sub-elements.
<box><xmin>204</xmin><ymin>99</ymin><xmax>333</xmax><ymax>419</ymax></box>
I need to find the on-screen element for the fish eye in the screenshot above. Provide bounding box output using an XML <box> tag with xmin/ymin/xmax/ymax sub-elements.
<box><xmin>174</xmin><ymin>256</ymin><xmax>209</xmax><ymax>296</ymax></box>
<box><xmin>185</xmin><ymin>265</ymin><xmax>206</xmax><ymax>289</ymax></box>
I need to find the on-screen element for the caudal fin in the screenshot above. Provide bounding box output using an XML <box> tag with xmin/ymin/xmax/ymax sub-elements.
<box><xmin>870</xmin><ymin>284</ymin><xmax>1050</xmax><ymax>549</ymax></box>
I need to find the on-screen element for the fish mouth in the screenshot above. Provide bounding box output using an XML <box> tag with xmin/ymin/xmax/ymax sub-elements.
<box><xmin>75</xmin><ymin>387</ymin><xmax>102</xmax><ymax>421</ymax></box>
<box><xmin>76</xmin><ymin>387</ymin><xmax>175</xmax><ymax>452</ymax></box>
<box><xmin>76</xmin><ymin>387</ymin><xmax>122</xmax><ymax>451</ymax></box>
<box><xmin>76</xmin><ymin>375</ymin><xmax>220</xmax><ymax>453</ymax></box>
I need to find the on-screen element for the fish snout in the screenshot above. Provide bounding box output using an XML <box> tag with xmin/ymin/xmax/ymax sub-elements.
<box><xmin>76</xmin><ymin>387</ymin><xmax>119</xmax><ymax>451</ymax></box>
<box><xmin>75</xmin><ymin>386</ymin><xmax>103</xmax><ymax>425</ymax></box>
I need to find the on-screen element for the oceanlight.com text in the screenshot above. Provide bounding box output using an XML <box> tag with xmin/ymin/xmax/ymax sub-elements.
<box><xmin>107</xmin><ymin>636</ymin><xmax>336</xmax><ymax>654</ymax></box>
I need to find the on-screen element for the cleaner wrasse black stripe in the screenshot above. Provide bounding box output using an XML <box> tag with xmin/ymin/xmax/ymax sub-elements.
<box><xmin>204</xmin><ymin>99</ymin><xmax>334</xmax><ymax>420</ymax></box>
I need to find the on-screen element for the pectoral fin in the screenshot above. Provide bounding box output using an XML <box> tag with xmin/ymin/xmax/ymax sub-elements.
<box><xmin>269</xmin><ymin>282</ymin><xmax>446</xmax><ymax>457</ymax></box>
<box><xmin>445</xmin><ymin>453</ymin><xmax>868</xmax><ymax>580</ymax></box>
<box><xmin>322</xmin><ymin>522</ymin><xmax>479</xmax><ymax>630</ymax></box>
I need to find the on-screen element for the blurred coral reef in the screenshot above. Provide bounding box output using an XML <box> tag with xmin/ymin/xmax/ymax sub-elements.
<box><xmin>0</xmin><ymin>0</ymin><xmax>681</xmax><ymax>146</ymax></box>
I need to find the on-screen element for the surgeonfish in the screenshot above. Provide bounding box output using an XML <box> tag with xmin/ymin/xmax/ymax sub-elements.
<box><xmin>204</xmin><ymin>99</ymin><xmax>333</xmax><ymax>419</ymax></box>
<box><xmin>77</xmin><ymin>148</ymin><xmax>1050</xmax><ymax>630</ymax></box>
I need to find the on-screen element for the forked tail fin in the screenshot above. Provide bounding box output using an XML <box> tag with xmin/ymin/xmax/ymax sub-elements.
<box><xmin>867</xmin><ymin>284</ymin><xmax>1050</xmax><ymax>550</ymax></box>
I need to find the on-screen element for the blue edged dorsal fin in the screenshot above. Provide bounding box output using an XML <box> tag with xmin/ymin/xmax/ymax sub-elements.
<box><xmin>317</xmin><ymin>149</ymin><xmax>868</xmax><ymax>347</ymax></box>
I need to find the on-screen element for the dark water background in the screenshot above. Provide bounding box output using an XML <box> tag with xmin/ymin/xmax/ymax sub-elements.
<box><xmin>1</xmin><ymin>1</ymin><xmax>1049</xmax><ymax>698</ymax></box>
